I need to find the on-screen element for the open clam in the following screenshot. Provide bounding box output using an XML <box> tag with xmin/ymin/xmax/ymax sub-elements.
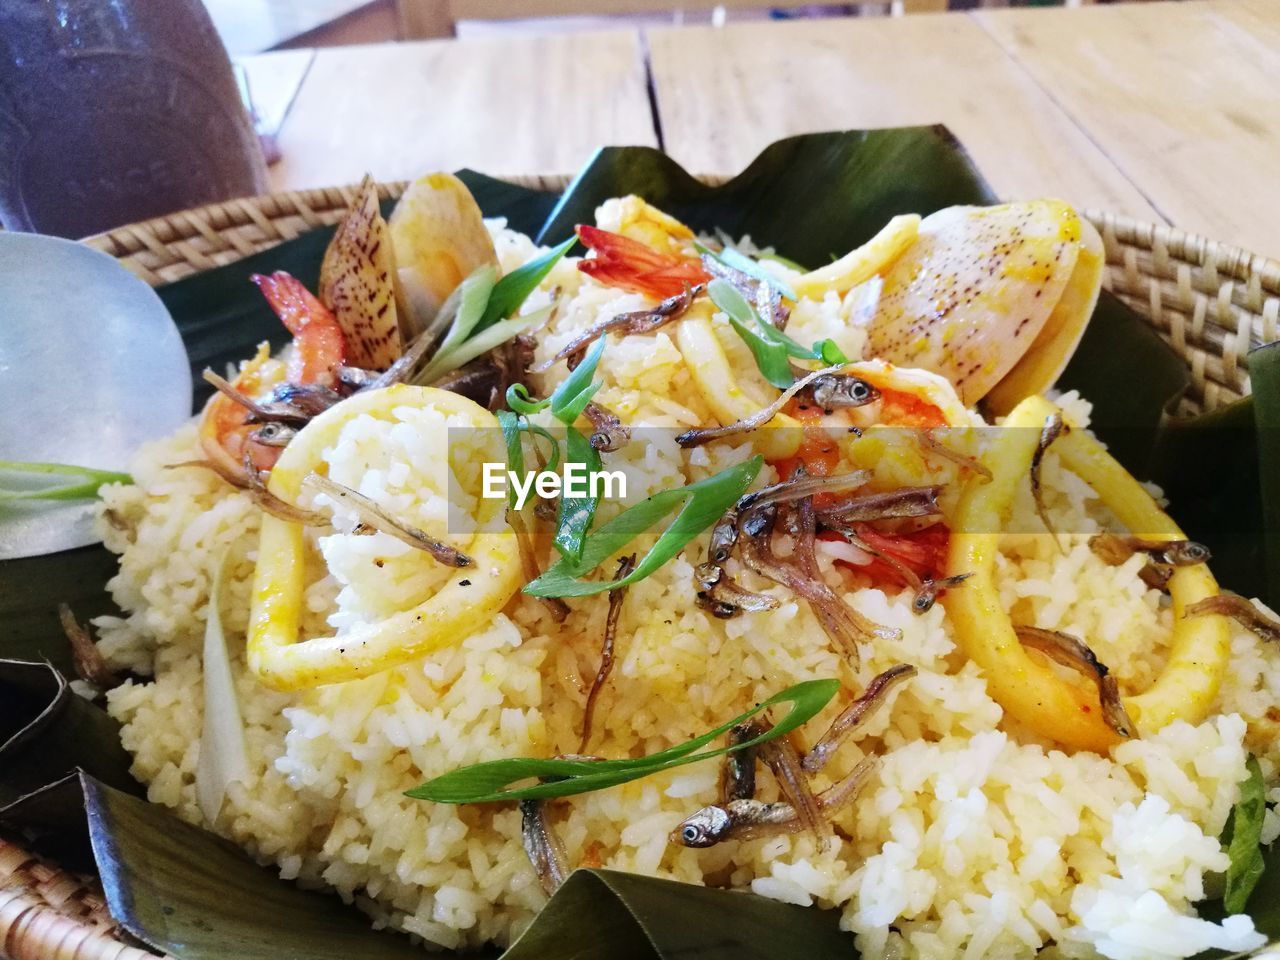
<box><xmin>388</xmin><ymin>172</ymin><xmax>498</xmax><ymax>340</ymax></box>
<box><xmin>862</xmin><ymin>200</ymin><xmax>1104</xmax><ymax>413</ymax></box>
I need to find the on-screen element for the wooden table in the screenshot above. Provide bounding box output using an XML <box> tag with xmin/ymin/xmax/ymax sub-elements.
<box><xmin>241</xmin><ymin>0</ymin><xmax>1280</xmax><ymax>260</ymax></box>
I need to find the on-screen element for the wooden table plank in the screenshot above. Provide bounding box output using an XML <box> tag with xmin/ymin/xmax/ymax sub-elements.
<box><xmin>269</xmin><ymin>30</ymin><xmax>656</xmax><ymax>190</ymax></box>
<box><xmin>975</xmin><ymin>0</ymin><xmax>1280</xmax><ymax>261</ymax></box>
<box><xmin>646</xmin><ymin>14</ymin><xmax>1162</xmax><ymax>222</ymax></box>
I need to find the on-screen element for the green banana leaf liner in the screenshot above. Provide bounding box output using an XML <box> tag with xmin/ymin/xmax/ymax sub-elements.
<box><xmin>1</xmin><ymin>128</ymin><xmax>1276</xmax><ymax>959</ymax></box>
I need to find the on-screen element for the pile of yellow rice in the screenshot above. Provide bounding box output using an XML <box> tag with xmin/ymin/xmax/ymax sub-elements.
<box><xmin>93</xmin><ymin>214</ymin><xmax>1280</xmax><ymax>960</ymax></box>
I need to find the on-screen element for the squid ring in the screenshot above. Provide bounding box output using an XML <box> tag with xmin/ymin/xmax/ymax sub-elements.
<box><xmin>247</xmin><ymin>384</ymin><xmax>523</xmax><ymax>691</ymax></box>
<box><xmin>943</xmin><ymin>395</ymin><xmax>1230</xmax><ymax>752</ymax></box>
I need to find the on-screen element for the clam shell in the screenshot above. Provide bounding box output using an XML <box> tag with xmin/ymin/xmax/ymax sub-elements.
<box><xmin>864</xmin><ymin>200</ymin><xmax>1085</xmax><ymax>406</ymax></box>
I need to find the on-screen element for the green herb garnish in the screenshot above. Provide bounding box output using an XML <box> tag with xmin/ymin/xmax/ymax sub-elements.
<box><xmin>1222</xmin><ymin>754</ymin><xmax>1269</xmax><ymax>914</ymax></box>
<box><xmin>476</xmin><ymin>235</ymin><xmax>576</xmax><ymax>334</ymax></box>
<box><xmin>708</xmin><ymin>279</ymin><xmax>838</xmax><ymax>389</ymax></box>
<box><xmin>814</xmin><ymin>339</ymin><xmax>849</xmax><ymax>365</ymax></box>
<box><xmin>526</xmin><ymin>455</ymin><xmax>762</xmax><ymax>598</ymax></box>
<box><xmin>406</xmin><ymin>677</ymin><xmax>838</xmax><ymax>803</ymax></box>
<box><xmin>696</xmin><ymin>240</ymin><xmax>799</xmax><ymax>302</ymax></box>
<box><xmin>553</xmin><ymin>427</ymin><xmax>602</xmax><ymax>562</ymax></box>
<box><xmin>0</xmin><ymin>460</ymin><xmax>132</xmax><ymax>502</ymax></box>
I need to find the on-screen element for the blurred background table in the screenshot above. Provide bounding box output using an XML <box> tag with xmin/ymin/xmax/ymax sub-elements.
<box><xmin>237</xmin><ymin>0</ymin><xmax>1280</xmax><ymax>259</ymax></box>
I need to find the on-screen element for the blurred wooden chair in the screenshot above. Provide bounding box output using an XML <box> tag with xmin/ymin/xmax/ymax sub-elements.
<box><xmin>397</xmin><ymin>0</ymin><xmax>949</xmax><ymax>39</ymax></box>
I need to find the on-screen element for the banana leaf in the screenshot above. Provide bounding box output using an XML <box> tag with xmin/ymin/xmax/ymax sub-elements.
<box><xmin>0</xmin><ymin>128</ymin><xmax>1277</xmax><ymax>958</ymax></box>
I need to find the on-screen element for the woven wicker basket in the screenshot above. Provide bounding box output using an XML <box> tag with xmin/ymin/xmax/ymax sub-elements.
<box><xmin>3</xmin><ymin>176</ymin><xmax>1278</xmax><ymax>960</ymax></box>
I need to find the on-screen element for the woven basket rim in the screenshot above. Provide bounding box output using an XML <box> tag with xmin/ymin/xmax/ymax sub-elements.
<box><xmin>82</xmin><ymin>180</ymin><xmax>1280</xmax><ymax>302</ymax></box>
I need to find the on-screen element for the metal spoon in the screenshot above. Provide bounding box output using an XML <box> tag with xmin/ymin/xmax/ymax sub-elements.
<box><xmin>0</xmin><ymin>233</ymin><xmax>192</xmax><ymax>559</ymax></box>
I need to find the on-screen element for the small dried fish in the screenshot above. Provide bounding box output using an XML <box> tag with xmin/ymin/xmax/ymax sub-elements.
<box><xmin>916</xmin><ymin>429</ymin><xmax>992</xmax><ymax>480</ymax></box>
<box><xmin>709</xmin><ymin>510</ymin><xmax>740</xmax><ymax>564</ymax></box>
<box><xmin>694</xmin><ymin>562</ymin><xmax>780</xmax><ymax>618</ymax></box>
<box><xmin>737</xmin><ymin>470</ymin><xmax>872</xmax><ymax>514</ymax></box>
<box><xmin>816</xmin><ymin>486</ymin><xmax>942</xmax><ymax>523</ymax></box>
<box><xmin>253</xmin><ymin>382</ymin><xmax>343</xmax><ymax>421</ymax></box>
<box><xmin>1185</xmin><ymin>595</ymin><xmax>1280</xmax><ymax>644</ymax></box>
<box><xmin>719</xmin><ymin>721</ymin><xmax>761</xmax><ymax>803</ymax></box>
<box><xmin>244</xmin><ymin>457</ymin><xmax>330</xmax><ymax>526</ymax></box>
<box><xmin>739</xmin><ymin>503</ymin><xmax>898</xmax><ymax>667</ymax></box>
<box><xmin>304</xmin><ymin>473</ymin><xmax>471</xmax><ymax>567</ymax></box>
<box><xmin>759</xmin><ymin>726</ymin><xmax>830</xmax><ymax>847</ymax></box>
<box><xmin>58</xmin><ymin>603</ymin><xmax>119</xmax><ymax>689</ymax></box>
<box><xmin>579</xmin><ymin>555</ymin><xmax>636</xmax><ymax>753</ymax></box>
<box><xmin>536</xmin><ymin>284</ymin><xmax>702</xmax><ymax>373</ymax></box>
<box><xmin>507</xmin><ymin>507</ymin><xmax>570</xmax><ymax>623</ymax></box>
<box><xmin>1030</xmin><ymin>413</ymin><xmax>1067</xmax><ymax>544</ymax></box>
<box><xmin>337</xmin><ymin>365</ymin><xmax>380</xmax><ymax>390</ymax></box>
<box><xmin>675</xmin><ymin>365</ymin><xmax>844</xmax><ymax>448</ymax></box>
<box><xmin>671</xmin><ymin>756</ymin><xmax>878</xmax><ymax>848</ymax></box>
<box><xmin>582</xmin><ymin>401</ymin><xmax>631</xmax><ymax>452</ymax></box>
<box><xmin>801</xmin><ymin>665</ymin><xmax>916</xmax><ymax>774</ymax></box>
<box><xmin>1088</xmin><ymin>533</ymin><xmax>1211</xmax><ymax>568</ymax></box>
<box><xmin>247</xmin><ymin>422</ymin><xmax>297</xmax><ymax>447</ymax></box>
<box><xmin>809</xmin><ymin>375</ymin><xmax>879</xmax><ymax>411</ymax></box>
<box><xmin>700</xmin><ymin>253</ymin><xmax>788</xmax><ymax>329</ymax></box>
<box><xmin>520</xmin><ymin>799</ymin><xmax>569</xmax><ymax>895</ymax></box>
<box><xmin>912</xmin><ymin>573</ymin><xmax>972</xmax><ymax>614</ymax></box>
<box><xmin>1014</xmin><ymin>625</ymin><xmax>1135</xmax><ymax>738</ymax></box>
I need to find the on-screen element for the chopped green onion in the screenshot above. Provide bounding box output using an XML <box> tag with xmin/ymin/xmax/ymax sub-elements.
<box><xmin>406</xmin><ymin>677</ymin><xmax>839</xmax><ymax>803</ymax></box>
<box><xmin>695</xmin><ymin>240</ymin><xmax>799</xmax><ymax>302</ymax></box>
<box><xmin>709</xmin><ymin>279</ymin><xmax>803</xmax><ymax>389</ymax></box>
<box><xmin>0</xmin><ymin>460</ymin><xmax>132</xmax><ymax>502</ymax></box>
<box><xmin>526</xmin><ymin>455</ymin><xmax>762</xmax><ymax>598</ymax></box>
<box><xmin>552</xmin><ymin>427</ymin><xmax>602</xmax><ymax>562</ymax></box>
<box><xmin>814</xmin><ymin>339</ymin><xmax>849</xmax><ymax>365</ymax></box>
<box><xmin>416</xmin><ymin>306</ymin><xmax>551</xmax><ymax>385</ymax></box>
<box><xmin>548</xmin><ymin>335</ymin><xmax>606</xmax><ymax>425</ymax></box>
<box><xmin>433</xmin><ymin>264</ymin><xmax>497</xmax><ymax>359</ymax></box>
<box><xmin>1222</xmin><ymin>754</ymin><xmax>1268</xmax><ymax>914</ymax></box>
<box><xmin>506</xmin><ymin>383</ymin><xmax>549</xmax><ymax>416</ymax></box>
<box><xmin>476</xmin><ymin>235</ymin><xmax>576</xmax><ymax>334</ymax></box>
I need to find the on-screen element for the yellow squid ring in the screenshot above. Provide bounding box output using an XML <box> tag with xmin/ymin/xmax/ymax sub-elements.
<box><xmin>247</xmin><ymin>385</ymin><xmax>523</xmax><ymax>691</ymax></box>
<box><xmin>943</xmin><ymin>395</ymin><xmax>1230</xmax><ymax>752</ymax></box>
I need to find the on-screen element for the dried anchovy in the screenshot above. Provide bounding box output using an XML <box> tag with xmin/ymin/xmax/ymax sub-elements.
<box><xmin>912</xmin><ymin>573</ymin><xmax>972</xmax><ymax>614</ymax></box>
<box><xmin>759</xmin><ymin>723</ymin><xmax>830</xmax><ymax>847</ymax></box>
<box><xmin>337</xmin><ymin>365</ymin><xmax>380</xmax><ymax>390</ymax></box>
<box><xmin>508</xmin><ymin>507</ymin><xmax>570</xmax><ymax>623</ymax></box>
<box><xmin>671</xmin><ymin>756</ymin><xmax>878</xmax><ymax>848</ymax></box>
<box><xmin>520</xmin><ymin>799</ymin><xmax>569</xmax><ymax>895</ymax></box>
<box><xmin>247</xmin><ymin>422</ymin><xmax>297</xmax><ymax>447</ymax></box>
<box><xmin>489</xmin><ymin>334</ymin><xmax>537</xmax><ymax>411</ymax></box>
<box><xmin>700</xmin><ymin>253</ymin><xmax>789</xmax><ymax>329</ymax></box>
<box><xmin>203</xmin><ymin>371</ymin><xmax>302</xmax><ymax>423</ymax></box>
<box><xmin>739</xmin><ymin>503</ymin><xmax>896</xmax><ymax>668</ymax></box>
<box><xmin>367</xmin><ymin>321</ymin><xmax>438</xmax><ymax>389</ymax></box>
<box><xmin>428</xmin><ymin>361</ymin><xmax>499</xmax><ymax>408</ymax></box>
<box><xmin>252</xmin><ymin>382</ymin><xmax>343</xmax><ymax>421</ymax></box>
<box><xmin>58</xmin><ymin>603</ymin><xmax>119</xmax><ymax>689</ymax></box>
<box><xmin>809</xmin><ymin>375</ymin><xmax>879</xmax><ymax>411</ymax></box>
<box><xmin>535</xmin><ymin>284</ymin><xmax>703</xmax><ymax>373</ymax></box>
<box><xmin>582</xmin><ymin>401</ymin><xmax>631</xmax><ymax>452</ymax></box>
<box><xmin>1186</xmin><ymin>595</ymin><xmax>1280</xmax><ymax>644</ymax></box>
<box><xmin>243</xmin><ymin>456</ymin><xmax>330</xmax><ymax>525</ymax></box>
<box><xmin>1014</xmin><ymin>625</ymin><xmax>1136</xmax><ymax>738</ymax></box>
<box><xmin>694</xmin><ymin>562</ymin><xmax>780</xmax><ymax>618</ymax></box>
<box><xmin>1088</xmin><ymin>533</ymin><xmax>1211</xmax><ymax>568</ymax></box>
<box><xmin>709</xmin><ymin>510</ymin><xmax>739</xmax><ymax>564</ymax></box>
<box><xmin>304</xmin><ymin>473</ymin><xmax>471</xmax><ymax>567</ymax></box>
<box><xmin>675</xmin><ymin>365</ymin><xmax>844</xmax><ymax>448</ymax></box>
<box><xmin>916</xmin><ymin>429</ymin><xmax>992</xmax><ymax>480</ymax></box>
<box><xmin>579</xmin><ymin>555</ymin><xmax>636</xmax><ymax>753</ymax></box>
<box><xmin>719</xmin><ymin>721</ymin><xmax>761</xmax><ymax>803</ymax></box>
<box><xmin>736</xmin><ymin>470</ymin><xmax>871</xmax><ymax>514</ymax></box>
<box><xmin>801</xmin><ymin>665</ymin><xmax>916</xmax><ymax>775</ymax></box>
<box><xmin>1030</xmin><ymin>412</ymin><xmax>1067</xmax><ymax>545</ymax></box>
<box><xmin>816</xmin><ymin>486</ymin><xmax>942</xmax><ymax>523</ymax></box>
